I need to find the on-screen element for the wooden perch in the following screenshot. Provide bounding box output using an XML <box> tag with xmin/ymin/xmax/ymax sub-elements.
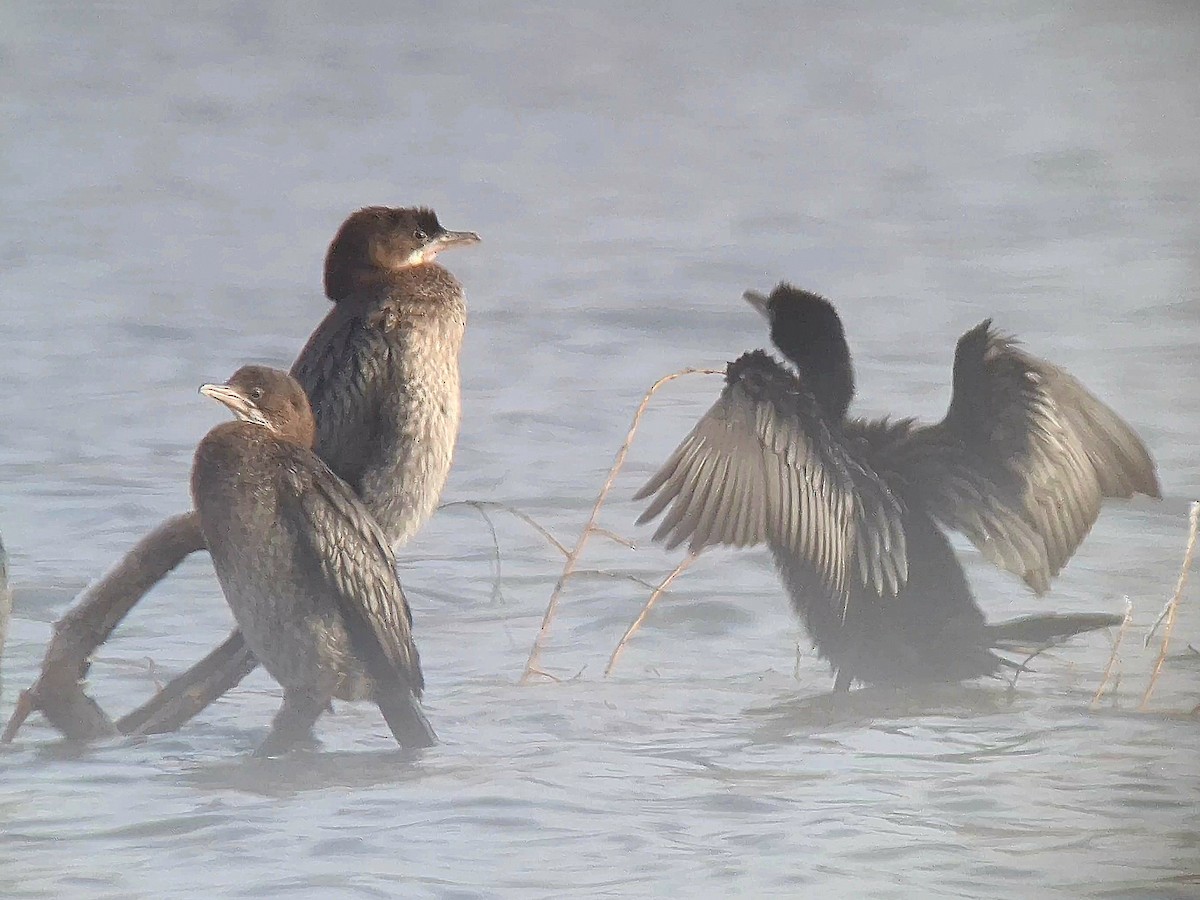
<box><xmin>117</xmin><ymin>630</ymin><xmax>257</xmax><ymax>735</ymax></box>
<box><xmin>2</xmin><ymin>512</ymin><xmax>217</xmax><ymax>742</ymax></box>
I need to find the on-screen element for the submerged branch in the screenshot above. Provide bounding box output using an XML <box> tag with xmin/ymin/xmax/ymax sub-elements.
<box><xmin>3</xmin><ymin>512</ymin><xmax>205</xmax><ymax>743</ymax></box>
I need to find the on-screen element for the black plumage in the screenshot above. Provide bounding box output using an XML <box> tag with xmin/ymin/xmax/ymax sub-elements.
<box><xmin>192</xmin><ymin>366</ymin><xmax>434</xmax><ymax>754</ymax></box>
<box><xmin>636</xmin><ymin>284</ymin><xmax>1160</xmax><ymax>689</ymax></box>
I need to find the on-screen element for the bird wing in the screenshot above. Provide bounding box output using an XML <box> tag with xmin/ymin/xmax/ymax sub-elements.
<box><xmin>290</xmin><ymin>306</ymin><xmax>395</xmax><ymax>489</ymax></box>
<box><xmin>278</xmin><ymin>448</ymin><xmax>425</xmax><ymax>697</ymax></box>
<box><xmin>889</xmin><ymin>320</ymin><xmax>1159</xmax><ymax>593</ymax></box>
<box><xmin>634</xmin><ymin>350</ymin><xmax>908</xmax><ymax>601</ymax></box>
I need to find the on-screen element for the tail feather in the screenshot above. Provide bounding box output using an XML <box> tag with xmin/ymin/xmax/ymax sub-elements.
<box><xmin>339</xmin><ymin>604</ymin><xmax>437</xmax><ymax>750</ymax></box>
<box><xmin>986</xmin><ymin>612</ymin><xmax>1123</xmax><ymax>652</ymax></box>
<box><xmin>373</xmin><ymin>679</ymin><xmax>437</xmax><ymax>749</ymax></box>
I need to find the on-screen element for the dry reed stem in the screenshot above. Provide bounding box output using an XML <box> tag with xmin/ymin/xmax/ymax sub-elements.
<box><xmin>1139</xmin><ymin>500</ymin><xmax>1200</xmax><ymax>710</ymax></box>
<box><xmin>441</xmin><ymin>500</ymin><xmax>570</xmax><ymax>558</ymax></box>
<box><xmin>604</xmin><ymin>553</ymin><xmax>699</xmax><ymax>677</ymax></box>
<box><xmin>1090</xmin><ymin>597</ymin><xmax>1134</xmax><ymax>708</ymax></box>
<box><xmin>519</xmin><ymin>367</ymin><xmax>723</xmax><ymax>685</ymax></box>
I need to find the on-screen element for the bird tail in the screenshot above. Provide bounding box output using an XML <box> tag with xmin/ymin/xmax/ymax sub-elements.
<box><xmin>985</xmin><ymin>612</ymin><xmax>1123</xmax><ymax>653</ymax></box>
<box><xmin>372</xmin><ymin>676</ymin><xmax>437</xmax><ymax>750</ymax></box>
<box><xmin>338</xmin><ymin>606</ymin><xmax>437</xmax><ymax>750</ymax></box>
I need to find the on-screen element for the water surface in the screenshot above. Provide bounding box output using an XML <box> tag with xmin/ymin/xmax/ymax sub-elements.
<box><xmin>2</xmin><ymin>3</ymin><xmax>1198</xmax><ymax>897</ymax></box>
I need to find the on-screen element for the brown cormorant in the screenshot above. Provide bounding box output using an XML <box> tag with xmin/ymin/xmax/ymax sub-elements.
<box><xmin>193</xmin><ymin>365</ymin><xmax>434</xmax><ymax>754</ymax></box>
<box><xmin>5</xmin><ymin>206</ymin><xmax>479</xmax><ymax>743</ymax></box>
<box><xmin>635</xmin><ymin>284</ymin><xmax>1160</xmax><ymax>689</ymax></box>
<box><xmin>297</xmin><ymin>205</ymin><xmax>479</xmax><ymax>545</ymax></box>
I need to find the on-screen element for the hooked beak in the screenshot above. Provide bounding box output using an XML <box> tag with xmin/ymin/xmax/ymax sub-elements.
<box><xmin>408</xmin><ymin>228</ymin><xmax>481</xmax><ymax>265</ymax></box>
<box><xmin>743</xmin><ymin>289</ymin><xmax>771</xmax><ymax>320</ymax></box>
<box><xmin>199</xmin><ymin>383</ymin><xmax>272</xmax><ymax>429</ymax></box>
<box><xmin>433</xmin><ymin>228</ymin><xmax>481</xmax><ymax>251</ymax></box>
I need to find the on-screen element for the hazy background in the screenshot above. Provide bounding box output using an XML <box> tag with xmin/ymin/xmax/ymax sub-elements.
<box><xmin>2</xmin><ymin>2</ymin><xmax>1198</xmax><ymax>897</ymax></box>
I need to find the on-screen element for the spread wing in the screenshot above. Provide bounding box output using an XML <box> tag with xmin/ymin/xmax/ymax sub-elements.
<box><xmin>634</xmin><ymin>350</ymin><xmax>908</xmax><ymax>601</ymax></box>
<box><xmin>278</xmin><ymin>449</ymin><xmax>424</xmax><ymax>696</ymax></box>
<box><xmin>291</xmin><ymin>305</ymin><xmax>396</xmax><ymax>491</ymax></box>
<box><xmin>886</xmin><ymin>320</ymin><xmax>1159</xmax><ymax>593</ymax></box>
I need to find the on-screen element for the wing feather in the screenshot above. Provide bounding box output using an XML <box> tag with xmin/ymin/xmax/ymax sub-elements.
<box><xmin>635</xmin><ymin>351</ymin><xmax>907</xmax><ymax>602</ymax></box>
<box><xmin>871</xmin><ymin>320</ymin><xmax>1159</xmax><ymax>594</ymax></box>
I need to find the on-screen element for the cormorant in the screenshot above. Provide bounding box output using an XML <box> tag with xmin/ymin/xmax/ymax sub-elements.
<box><xmin>168</xmin><ymin>207</ymin><xmax>477</xmax><ymax>710</ymax></box>
<box><xmin>297</xmin><ymin>205</ymin><xmax>479</xmax><ymax>545</ymax></box>
<box><xmin>7</xmin><ymin>206</ymin><xmax>479</xmax><ymax>743</ymax></box>
<box><xmin>635</xmin><ymin>284</ymin><xmax>1160</xmax><ymax>689</ymax></box>
<box><xmin>193</xmin><ymin>365</ymin><xmax>434</xmax><ymax>754</ymax></box>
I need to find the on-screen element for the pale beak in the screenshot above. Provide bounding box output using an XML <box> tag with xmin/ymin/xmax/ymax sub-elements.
<box><xmin>199</xmin><ymin>383</ymin><xmax>271</xmax><ymax>429</ymax></box>
<box><xmin>406</xmin><ymin>229</ymin><xmax>482</xmax><ymax>266</ymax></box>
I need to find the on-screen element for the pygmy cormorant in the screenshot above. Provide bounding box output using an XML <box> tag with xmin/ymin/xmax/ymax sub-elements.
<box><xmin>297</xmin><ymin>205</ymin><xmax>479</xmax><ymax>545</ymax></box>
<box><xmin>193</xmin><ymin>365</ymin><xmax>434</xmax><ymax>754</ymax></box>
<box><xmin>181</xmin><ymin>207</ymin><xmax>477</xmax><ymax>706</ymax></box>
<box><xmin>5</xmin><ymin>206</ymin><xmax>479</xmax><ymax>744</ymax></box>
<box><xmin>636</xmin><ymin>284</ymin><xmax>1160</xmax><ymax>689</ymax></box>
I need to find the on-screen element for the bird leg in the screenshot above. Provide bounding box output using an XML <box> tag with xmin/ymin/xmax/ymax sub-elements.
<box><xmin>254</xmin><ymin>684</ymin><xmax>333</xmax><ymax>757</ymax></box>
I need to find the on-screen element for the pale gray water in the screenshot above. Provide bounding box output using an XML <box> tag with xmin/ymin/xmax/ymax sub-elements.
<box><xmin>2</xmin><ymin>2</ymin><xmax>1199</xmax><ymax>897</ymax></box>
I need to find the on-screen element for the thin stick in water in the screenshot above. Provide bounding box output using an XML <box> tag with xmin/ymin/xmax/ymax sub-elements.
<box><xmin>1139</xmin><ymin>500</ymin><xmax>1200</xmax><ymax>710</ymax></box>
<box><xmin>518</xmin><ymin>367</ymin><xmax>722</xmax><ymax>685</ymax></box>
<box><xmin>1090</xmin><ymin>597</ymin><xmax>1134</xmax><ymax>709</ymax></box>
<box><xmin>604</xmin><ymin>553</ymin><xmax>699</xmax><ymax>677</ymax></box>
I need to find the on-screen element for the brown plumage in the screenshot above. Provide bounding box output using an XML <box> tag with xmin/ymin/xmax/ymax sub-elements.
<box><xmin>296</xmin><ymin>205</ymin><xmax>479</xmax><ymax>545</ymax></box>
<box><xmin>192</xmin><ymin>365</ymin><xmax>434</xmax><ymax>755</ymax></box>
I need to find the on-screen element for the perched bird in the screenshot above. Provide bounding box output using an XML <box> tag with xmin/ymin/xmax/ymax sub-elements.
<box><xmin>636</xmin><ymin>284</ymin><xmax>1160</xmax><ymax>690</ymax></box>
<box><xmin>192</xmin><ymin>365</ymin><xmax>434</xmax><ymax>755</ymax></box>
<box><xmin>170</xmin><ymin>206</ymin><xmax>479</xmax><ymax>717</ymax></box>
<box><xmin>7</xmin><ymin>206</ymin><xmax>480</xmax><ymax>744</ymax></box>
<box><xmin>184</xmin><ymin>207</ymin><xmax>478</xmax><ymax>700</ymax></box>
<box><xmin>296</xmin><ymin>205</ymin><xmax>479</xmax><ymax>545</ymax></box>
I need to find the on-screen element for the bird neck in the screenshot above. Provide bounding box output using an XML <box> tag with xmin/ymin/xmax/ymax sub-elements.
<box><xmin>782</xmin><ymin>343</ymin><xmax>854</xmax><ymax>421</ymax></box>
<box><xmin>325</xmin><ymin>261</ymin><xmax>453</xmax><ymax>305</ymax></box>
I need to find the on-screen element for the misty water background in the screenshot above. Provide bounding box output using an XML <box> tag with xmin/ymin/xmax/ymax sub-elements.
<box><xmin>2</xmin><ymin>2</ymin><xmax>1199</xmax><ymax>897</ymax></box>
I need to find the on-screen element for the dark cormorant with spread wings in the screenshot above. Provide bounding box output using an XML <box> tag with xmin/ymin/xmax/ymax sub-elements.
<box><xmin>636</xmin><ymin>284</ymin><xmax>1159</xmax><ymax>689</ymax></box>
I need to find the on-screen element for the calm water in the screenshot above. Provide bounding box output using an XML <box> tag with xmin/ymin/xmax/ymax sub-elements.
<box><xmin>2</xmin><ymin>3</ymin><xmax>1199</xmax><ymax>897</ymax></box>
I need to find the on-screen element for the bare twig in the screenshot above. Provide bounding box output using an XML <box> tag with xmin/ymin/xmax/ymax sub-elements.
<box><xmin>3</xmin><ymin>512</ymin><xmax>205</xmax><ymax>743</ymax></box>
<box><xmin>604</xmin><ymin>553</ymin><xmax>699</xmax><ymax>677</ymax></box>
<box><xmin>1090</xmin><ymin>598</ymin><xmax>1134</xmax><ymax>708</ymax></box>
<box><xmin>1140</xmin><ymin>500</ymin><xmax>1200</xmax><ymax>710</ymax></box>
<box><xmin>567</xmin><ymin>569</ymin><xmax>663</xmax><ymax>593</ymax></box>
<box><xmin>592</xmin><ymin>529</ymin><xmax>636</xmax><ymax>550</ymax></box>
<box><xmin>444</xmin><ymin>500</ymin><xmax>506</xmax><ymax>603</ymax></box>
<box><xmin>519</xmin><ymin>368</ymin><xmax>722</xmax><ymax>684</ymax></box>
<box><xmin>442</xmin><ymin>500</ymin><xmax>570</xmax><ymax>558</ymax></box>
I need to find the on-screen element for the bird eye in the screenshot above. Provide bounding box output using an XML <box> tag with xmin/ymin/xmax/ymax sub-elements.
<box><xmin>413</xmin><ymin>229</ymin><xmax>428</xmax><ymax>241</ymax></box>
<box><xmin>249</xmin><ymin>387</ymin><xmax>264</xmax><ymax>401</ymax></box>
